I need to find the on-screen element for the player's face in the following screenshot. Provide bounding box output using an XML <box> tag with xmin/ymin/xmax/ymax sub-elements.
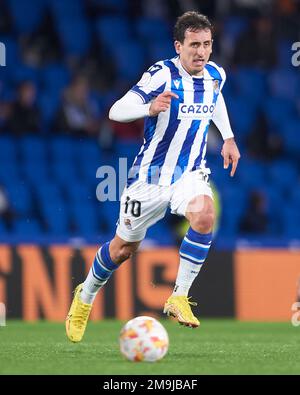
<box><xmin>175</xmin><ymin>29</ymin><xmax>213</xmax><ymax>76</ymax></box>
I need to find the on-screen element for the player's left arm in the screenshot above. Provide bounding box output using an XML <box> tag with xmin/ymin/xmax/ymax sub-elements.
<box><xmin>212</xmin><ymin>92</ymin><xmax>241</xmax><ymax>177</ymax></box>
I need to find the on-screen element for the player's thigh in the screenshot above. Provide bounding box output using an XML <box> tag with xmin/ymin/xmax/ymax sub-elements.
<box><xmin>116</xmin><ymin>180</ymin><xmax>170</xmax><ymax>242</ymax></box>
<box><xmin>170</xmin><ymin>170</ymin><xmax>214</xmax><ymax>217</ymax></box>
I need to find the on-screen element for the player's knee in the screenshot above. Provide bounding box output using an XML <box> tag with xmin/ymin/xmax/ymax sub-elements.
<box><xmin>189</xmin><ymin>212</ymin><xmax>215</xmax><ymax>233</ymax></box>
<box><xmin>116</xmin><ymin>244</ymin><xmax>139</xmax><ymax>263</ymax></box>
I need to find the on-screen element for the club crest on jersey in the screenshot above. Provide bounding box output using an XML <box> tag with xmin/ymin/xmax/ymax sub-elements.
<box><xmin>178</xmin><ymin>103</ymin><xmax>215</xmax><ymax>119</ymax></box>
<box><xmin>213</xmin><ymin>79</ymin><xmax>220</xmax><ymax>94</ymax></box>
<box><xmin>124</xmin><ymin>218</ymin><xmax>132</xmax><ymax>229</ymax></box>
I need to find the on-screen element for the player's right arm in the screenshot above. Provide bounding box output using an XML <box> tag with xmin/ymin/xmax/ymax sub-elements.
<box><xmin>109</xmin><ymin>63</ymin><xmax>178</xmax><ymax>122</ymax></box>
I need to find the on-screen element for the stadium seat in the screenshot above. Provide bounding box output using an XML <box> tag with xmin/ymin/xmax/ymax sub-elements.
<box><xmin>283</xmin><ymin>119</ymin><xmax>300</xmax><ymax>156</ymax></box>
<box><xmin>0</xmin><ymin>163</ymin><xmax>20</xmax><ymax>185</ymax></box>
<box><xmin>49</xmin><ymin>0</ymin><xmax>84</xmax><ymax>20</ymax></box>
<box><xmin>268</xmin><ymin>160</ymin><xmax>299</xmax><ymax>190</ymax></box>
<box><xmin>51</xmin><ymin>160</ymin><xmax>78</xmax><ymax>185</ymax></box>
<box><xmin>96</xmin><ymin>16</ymin><xmax>132</xmax><ymax>51</ymax></box>
<box><xmin>223</xmin><ymin>16</ymin><xmax>249</xmax><ymax>45</ymax></box>
<box><xmin>236</xmin><ymin>160</ymin><xmax>267</xmax><ymax>189</ymax></box>
<box><xmin>0</xmin><ymin>136</ymin><xmax>18</xmax><ymax>160</ymax></box>
<box><xmin>38</xmin><ymin>91</ymin><xmax>61</xmax><ymax>126</ymax></box>
<box><xmin>74</xmin><ymin>139</ymin><xmax>102</xmax><ymax>162</ymax></box>
<box><xmin>14</xmin><ymin>219</ymin><xmax>43</xmax><ymax>236</ymax></box>
<box><xmin>145</xmin><ymin>222</ymin><xmax>175</xmax><ymax>245</ymax></box>
<box><xmin>0</xmin><ymin>220</ymin><xmax>8</xmax><ymax>235</ymax></box>
<box><xmin>268</xmin><ymin>68</ymin><xmax>300</xmax><ymax>101</ymax></box>
<box><xmin>6</xmin><ymin>184</ymin><xmax>33</xmax><ymax>216</ymax></box>
<box><xmin>99</xmin><ymin>200</ymin><xmax>119</xmax><ymax>236</ymax></box>
<box><xmin>19</xmin><ymin>136</ymin><xmax>47</xmax><ymax>162</ymax></box>
<box><xmin>7</xmin><ymin>0</ymin><xmax>46</xmax><ymax>34</ymax></box>
<box><xmin>64</xmin><ymin>182</ymin><xmax>93</xmax><ymax>204</ymax></box>
<box><xmin>110</xmin><ymin>41</ymin><xmax>146</xmax><ymax>81</ymax></box>
<box><xmin>289</xmin><ymin>185</ymin><xmax>300</xmax><ymax>206</ymax></box>
<box><xmin>22</xmin><ymin>160</ymin><xmax>50</xmax><ymax>184</ymax></box>
<box><xmin>226</xmin><ymin>94</ymin><xmax>257</xmax><ymax>138</ymax></box>
<box><xmin>135</xmin><ymin>17</ymin><xmax>171</xmax><ymax>42</ymax></box>
<box><xmin>49</xmin><ymin>136</ymin><xmax>75</xmax><ymax>162</ymax></box>
<box><xmin>233</xmin><ymin>67</ymin><xmax>266</xmax><ymax>104</ymax></box>
<box><xmin>282</xmin><ymin>206</ymin><xmax>300</xmax><ymax>238</ymax></box>
<box><xmin>34</xmin><ymin>182</ymin><xmax>64</xmax><ymax>202</ymax></box>
<box><xmin>57</xmin><ymin>19</ymin><xmax>92</xmax><ymax>57</ymax></box>
<box><xmin>41</xmin><ymin>63</ymin><xmax>70</xmax><ymax>92</ymax></box>
<box><xmin>70</xmin><ymin>202</ymin><xmax>99</xmax><ymax>236</ymax></box>
<box><xmin>40</xmin><ymin>201</ymin><xmax>70</xmax><ymax>235</ymax></box>
<box><xmin>92</xmin><ymin>0</ymin><xmax>128</xmax><ymax>12</ymax></box>
<box><xmin>147</xmin><ymin>41</ymin><xmax>176</xmax><ymax>64</ymax></box>
<box><xmin>263</xmin><ymin>97</ymin><xmax>296</xmax><ymax>129</ymax></box>
<box><xmin>10</xmin><ymin>63</ymin><xmax>40</xmax><ymax>85</ymax></box>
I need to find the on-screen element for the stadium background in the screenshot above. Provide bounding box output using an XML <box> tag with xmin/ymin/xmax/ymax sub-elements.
<box><xmin>0</xmin><ymin>0</ymin><xmax>299</xmax><ymax>323</ymax></box>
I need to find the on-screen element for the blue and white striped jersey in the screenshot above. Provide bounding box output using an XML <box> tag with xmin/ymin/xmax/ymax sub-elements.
<box><xmin>127</xmin><ymin>56</ymin><xmax>228</xmax><ymax>187</ymax></box>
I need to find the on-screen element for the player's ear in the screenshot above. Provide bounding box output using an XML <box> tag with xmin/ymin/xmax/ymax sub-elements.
<box><xmin>174</xmin><ymin>41</ymin><xmax>181</xmax><ymax>55</ymax></box>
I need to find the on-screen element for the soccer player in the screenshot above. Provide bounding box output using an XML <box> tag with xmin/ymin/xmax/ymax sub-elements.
<box><xmin>66</xmin><ymin>11</ymin><xmax>240</xmax><ymax>342</ymax></box>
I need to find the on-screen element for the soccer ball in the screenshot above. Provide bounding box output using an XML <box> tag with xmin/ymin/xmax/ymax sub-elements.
<box><xmin>119</xmin><ymin>316</ymin><xmax>169</xmax><ymax>362</ymax></box>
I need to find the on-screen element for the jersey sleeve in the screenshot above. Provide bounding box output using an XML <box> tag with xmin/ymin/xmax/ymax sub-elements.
<box><xmin>130</xmin><ymin>62</ymin><xmax>168</xmax><ymax>104</ymax></box>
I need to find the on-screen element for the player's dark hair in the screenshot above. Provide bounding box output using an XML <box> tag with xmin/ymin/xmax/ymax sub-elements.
<box><xmin>173</xmin><ymin>11</ymin><xmax>213</xmax><ymax>43</ymax></box>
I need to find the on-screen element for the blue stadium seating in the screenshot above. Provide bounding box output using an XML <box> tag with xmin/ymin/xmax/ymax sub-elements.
<box><xmin>7</xmin><ymin>0</ymin><xmax>46</xmax><ymax>34</ymax></box>
<box><xmin>135</xmin><ymin>17</ymin><xmax>171</xmax><ymax>43</ymax></box>
<box><xmin>57</xmin><ymin>19</ymin><xmax>92</xmax><ymax>57</ymax></box>
<box><xmin>0</xmin><ymin>220</ymin><xmax>8</xmax><ymax>235</ymax></box>
<box><xmin>14</xmin><ymin>219</ymin><xmax>42</xmax><ymax>236</ymax></box>
<box><xmin>263</xmin><ymin>97</ymin><xmax>296</xmax><ymax>130</ymax></box>
<box><xmin>49</xmin><ymin>136</ymin><xmax>75</xmax><ymax>162</ymax></box>
<box><xmin>268</xmin><ymin>160</ymin><xmax>299</xmax><ymax>190</ymax></box>
<box><xmin>41</xmin><ymin>64</ymin><xmax>71</xmax><ymax>92</ymax></box>
<box><xmin>283</xmin><ymin>118</ymin><xmax>300</xmax><ymax>156</ymax></box>
<box><xmin>0</xmin><ymin>163</ymin><xmax>20</xmax><ymax>185</ymax></box>
<box><xmin>92</xmin><ymin>0</ymin><xmax>128</xmax><ymax>12</ymax></box>
<box><xmin>49</xmin><ymin>0</ymin><xmax>84</xmax><ymax>21</ymax></box>
<box><xmin>6</xmin><ymin>184</ymin><xmax>33</xmax><ymax>216</ymax></box>
<box><xmin>70</xmin><ymin>202</ymin><xmax>99</xmax><ymax>236</ymax></box>
<box><xmin>110</xmin><ymin>41</ymin><xmax>146</xmax><ymax>81</ymax></box>
<box><xmin>19</xmin><ymin>136</ymin><xmax>47</xmax><ymax>162</ymax></box>
<box><xmin>236</xmin><ymin>160</ymin><xmax>267</xmax><ymax>189</ymax></box>
<box><xmin>146</xmin><ymin>221</ymin><xmax>175</xmax><ymax>245</ymax></box>
<box><xmin>0</xmin><ymin>136</ymin><xmax>18</xmax><ymax>160</ymax></box>
<box><xmin>268</xmin><ymin>68</ymin><xmax>300</xmax><ymax>101</ymax></box>
<box><xmin>233</xmin><ymin>67</ymin><xmax>266</xmax><ymax>104</ymax></box>
<box><xmin>0</xmin><ymin>3</ymin><xmax>300</xmax><ymax>244</ymax></box>
<box><xmin>96</xmin><ymin>16</ymin><xmax>132</xmax><ymax>51</ymax></box>
<box><xmin>282</xmin><ymin>206</ymin><xmax>300</xmax><ymax>238</ymax></box>
<box><xmin>41</xmin><ymin>201</ymin><xmax>70</xmax><ymax>235</ymax></box>
<box><xmin>147</xmin><ymin>41</ymin><xmax>176</xmax><ymax>64</ymax></box>
<box><xmin>226</xmin><ymin>94</ymin><xmax>257</xmax><ymax>138</ymax></box>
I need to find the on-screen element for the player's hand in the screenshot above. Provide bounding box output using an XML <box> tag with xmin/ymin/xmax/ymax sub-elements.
<box><xmin>149</xmin><ymin>91</ymin><xmax>179</xmax><ymax>117</ymax></box>
<box><xmin>221</xmin><ymin>138</ymin><xmax>241</xmax><ymax>177</ymax></box>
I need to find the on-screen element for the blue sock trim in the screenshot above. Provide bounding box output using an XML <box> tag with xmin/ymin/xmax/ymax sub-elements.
<box><xmin>180</xmin><ymin>239</ymin><xmax>209</xmax><ymax>262</ymax></box>
<box><xmin>100</xmin><ymin>241</ymin><xmax>119</xmax><ymax>271</ymax></box>
<box><xmin>187</xmin><ymin>227</ymin><xmax>212</xmax><ymax>245</ymax></box>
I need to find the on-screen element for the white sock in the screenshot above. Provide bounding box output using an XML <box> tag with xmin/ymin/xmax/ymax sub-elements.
<box><xmin>172</xmin><ymin>257</ymin><xmax>202</xmax><ymax>296</ymax></box>
<box><xmin>80</xmin><ymin>268</ymin><xmax>107</xmax><ymax>304</ymax></box>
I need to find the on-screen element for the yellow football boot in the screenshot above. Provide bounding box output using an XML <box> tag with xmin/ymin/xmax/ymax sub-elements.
<box><xmin>66</xmin><ymin>284</ymin><xmax>92</xmax><ymax>342</ymax></box>
<box><xmin>163</xmin><ymin>295</ymin><xmax>200</xmax><ymax>328</ymax></box>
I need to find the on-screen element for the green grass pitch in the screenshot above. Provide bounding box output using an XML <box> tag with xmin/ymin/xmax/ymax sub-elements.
<box><xmin>0</xmin><ymin>319</ymin><xmax>299</xmax><ymax>375</ymax></box>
